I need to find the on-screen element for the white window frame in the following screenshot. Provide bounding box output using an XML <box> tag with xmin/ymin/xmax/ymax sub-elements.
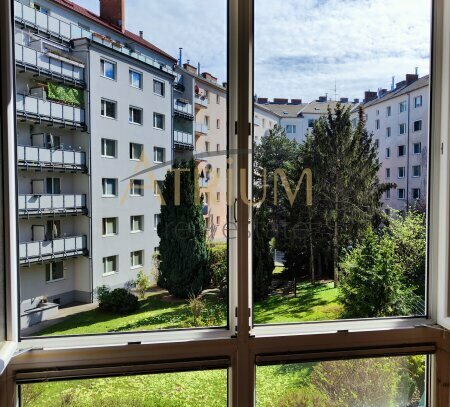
<box><xmin>386</xmin><ymin>126</ymin><xmax>391</xmax><ymax>137</ymax></box>
<box><xmin>397</xmin><ymin>166</ymin><xmax>405</xmax><ymax>178</ymax></box>
<box><xmin>130</xmin><ymin>142</ymin><xmax>143</xmax><ymax>161</ymax></box>
<box><xmin>101</xmin><ymin>138</ymin><xmax>117</xmax><ymax>158</ymax></box>
<box><xmin>413</xmin><ymin>165</ymin><xmax>422</xmax><ymax>177</ymax></box>
<box><xmin>101</xmin><ymin>98</ymin><xmax>117</xmax><ymax>119</ymax></box>
<box><xmin>130</xmin><ymin>215</ymin><xmax>144</xmax><ymax>233</ymax></box>
<box><xmin>153</xmin><ymin>147</ymin><xmax>165</xmax><ymax>163</ymax></box>
<box><xmin>154</xmin><ymin>213</ymin><xmax>161</xmax><ymax>230</ymax></box>
<box><xmin>398</xmin><ymin>145</ymin><xmax>406</xmax><ymax>156</ymax></box>
<box><xmin>129</xmin><ymin>106</ymin><xmax>143</xmax><ymax>125</ymax></box>
<box><xmin>2</xmin><ymin>1</ymin><xmax>450</xmax><ymax>404</ymax></box>
<box><xmin>414</xmin><ymin>142</ymin><xmax>422</xmax><ymax>154</ymax></box>
<box><xmin>130</xmin><ymin>179</ymin><xmax>144</xmax><ymax>196</ymax></box>
<box><xmin>153</xmin><ymin>113</ymin><xmax>165</xmax><ymax>130</ymax></box>
<box><xmin>414</xmin><ymin>119</ymin><xmax>423</xmax><ymax>132</ymax></box>
<box><xmin>153</xmin><ymin>79</ymin><xmax>164</xmax><ymax>97</ymax></box>
<box><xmin>130</xmin><ymin>250</ymin><xmax>144</xmax><ymax>269</ymax></box>
<box><xmin>399</xmin><ymin>100</ymin><xmax>407</xmax><ymax>113</ymax></box>
<box><xmin>129</xmin><ymin>69</ymin><xmax>143</xmax><ymax>89</ymax></box>
<box><xmin>102</xmin><ymin>217</ymin><xmax>118</xmax><ymax>237</ymax></box>
<box><xmin>102</xmin><ymin>255</ymin><xmax>118</xmax><ymax>276</ymax></box>
<box><xmin>102</xmin><ymin>178</ymin><xmax>118</xmax><ymax>197</ymax></box>
<box><xmin>399</xmin><ymin>123</ymin><xmax>406</xmax><ymax>134</ymax></box>
<box><xmin>415</xmin><ymin>95</ymin><xmax>423</xmax><ymax>108</ymax></box>
<box><xmin>100</xmin><ymin>59</ymin><xmax>116</xmax><ymax>80</ymax></box>
<box><xmin>45</xmin><ymin>262</ymin><xmax>64</xmax><ymax>283</ymax></box>
<box><xmin>397</xmin><ymin>188</ymin><xmax>406</xmax><ymax>200</ymax></box>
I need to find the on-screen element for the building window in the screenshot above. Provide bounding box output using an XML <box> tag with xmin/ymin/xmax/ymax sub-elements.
<box><xmin>385</xmin><ymin>189</ymin><xmax>391</xmax><ymax>199</ymax></box>
<box><xmin>130</xmin><ymin>250</ymin><xmax>144</xmax><ymax>268</ymax></box>
<box><xmin>216</xmin><ymin>216</ymin><xmax>221</xmax><ymax>225</ymax></box>
<box><xmin>374</xmin><ymin>139</ymin><xmax>379</xmax><ymax>149</ymax></box>
<box><xmin>130</xmin><ymin>179</ymin><xmax>144</xmax><ymax>196</ymax></box>
<box><xmin>286</xmin><ymin>124</ymin><xmax>297</xmax><ymax>134</ymax></box>
<box><xmin>386</xmin><ymin>147</ymin><xmax>391</xmax><ymax>158</ymax></box>
<box><xmin>101</xmin><ymin>99</ymin><xmax>117</xmax><ymax>119</ymax></box>
<box><xmin>413</xmin><ymin>188</ymin><xmax>421</xmax><ymax>199</ymax></box>
<box><xmin>386</xmin><ymin>106</ymin><xmax>391</xmax><ymax>116</ymax></box>
<box><xmin>398</xmin><ymin>188</ymin><xmax>406</xmax><ymax>199</ymax></box>
<box><xmin>262</xmin><ymin>118</ymin><xmax>266</xmax><ymax>127</ymax></box>
<box><xmin>101</xmin><ymin>138</ymin><xmax>117</xmax><ymax>158</ymax></box>
<box><xmin>154</xmin><ymin>180</ymin><xmax>163</xmax><ymax>196</ymax></box>
<box><xmin>103</xmin><ymin>255</ymin><xmax>118</xmax><ymax>275</ymax></box>
<box><xmin>217</xmin><ymin>192</ymin><xmax>221</xmax><ymax>202</ymax></box>
<box><xmin>413</xmin><ymin>142</ymin><xmax>422</xmax><ymax>154</ymax></box>
<box><xmin>217</xmin><ymin>144</ymin><xmax>220</xmax><ymax>152</ymax></box>
<box><xmin>414</xmin><ymin>95</ymin><xmax>423</xmax><ymax>108</ymax></box>
<box><xmin>129</xmin><ymin>69</ymin><xmax>143</xmax><ymax>89</ymax></box>
<box><xmin>130</xmin><ymin>143</ymin><xmax>143</xmax><ymax>161</ymax></box>
<box><xmin>154</xmin><ymin>214</ymin><xmax>161</xmax><ymax>230</ymax></box>
<box><xmin>385</xmin><ymin>168</ymin><xmax>391</xmax><ymax>178</ymax></box>
<box><xmin>217</xmin><ymin>119</ymin><xmax>220</xmax><ymax>129</ymax></box>
<box><xmin>216</xmin><ymin>94</ymin><xmax>220</xmax><ymax>104</ymax></box>
<box><xmin>130</xmin><ymin>215</ymin><xmax>144</xmax><ymax>233</ymax></box>
<box><xmin>102</xmin><ymin>178</ymin><xmax>118</xmax><ymax>197</ymax></box>
<box><xmin>413</xmin><ymin>165</ymin><xmax>421</xmax><ymax>177</ymax></box>
<box><xmin>205</xmin><ymin>141</ymin><xmax>210</xmax><ymax>152</ymax></box>
<box><xmin>386</xmin><ymin>127</ymin><xmax>391</xmax><ymax>137</ymax></box>
<box><xmin>100</xmin><ymin>59</ymin><xmax>116</xmax><ymax>80</ymax></box>
<box><xmin>385</xmin><ymin>208</ymin><xmax>391</xmax><ymax>216</ymax></box>
<box><xmin>153</xmin><ymin>113</ymin><xmax>165</xmax><ymax>130</ymax></box>
<box><xmin>399</xmin><ymin>101</ymin><xmax>407</xmax><ymax>113</ymax></box>
<box><xmin>308</xmin><ymin>119</ymin><xmax>315</xmax><ymax>128</ymax></box>
<box><xmin>398</xmin><ymin>167</ymin><xmax>405</xmax><ymax>178</ymax></box>
<box><xmin>102</xmin><ymin>217</ymin><xmax>118</xmax><ymax>236</ymax></box>
<box><xmin>153</xmin><ymin>147</ymin><xmax>165</xmax><ymax>163</ymax></box>
<box><xmin>398</xmin><ymin>145</ymin><xmax>406</xmax><ymax>156</ymax></box>
<box><xmin>46</xmin><ymin>177</ymin><xmax>61</xmax><ymax>194</ymax></box>
<box><xmin>205</xmin><ymin>116</ymin><xmax>210</xmax><ymax>129</ymax></box>
<box><xmin>399</xmin><ymin>123</ymin><xmax>406</xmax><ymax>135</ymax></box>
<box><xmin>414</xmin><ymin>120</ymin><xmax>422</xmax><ymax>132</ymax></box>
<box><xmin>217</xmin><ymin>168</ymin><xmax>220</xmax><ymax>177</ymax></box>
<box><xmin>375</xmin><ymin>119</ymin><xmax>380</xmax><ymax>129</ymax></box>
<box><xmin>153</xmin><ymin>79</ymin><xmax>165</xmax><ymax>96</ymax></box>
<box><xmin>45</xmin><ymin>262</ymin><xmax>64</xmax><ymax>282</ymax></box>
<box><xmin>129</xmin><ymin>106</ymin><xmax>143</xmax><ymax>125</ymax></box>
<box><xmin>376</xmin><ymin>109</ymin><xmax>379</xmax><ymax>116</ymax></box>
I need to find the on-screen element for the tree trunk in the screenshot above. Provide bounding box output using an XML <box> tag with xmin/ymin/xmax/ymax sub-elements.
<box><xmin>308</xmin><ymin>209</ymin><xmax>315</xmax><ymax>283</ymax></box>
<box><xmin>333</xmin><ymin>218</ymin><xmax>338</xmax><ymax>288</ymax></box>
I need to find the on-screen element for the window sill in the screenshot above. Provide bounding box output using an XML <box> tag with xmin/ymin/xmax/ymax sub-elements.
<box><xmin>102</xmin><ymin>272</ymin><xmax>117</xmax><ymax>277</ymax></box>
<box><xmin>101</xmin><ymin>156</ymin><xmax>117</xmax><ymax>159</ymax></box>
<box><xmin>102</xmin><ymin>195</ymin><xmax>118</xmax><ymax>198</ymax></box>
<box><xmin>130</xmin><ymin>230</ymin><xmax>143</xmax><ymax>234</ymax></box>
<box><xmin>46</xmin><ymin>278</ymin><xmax>65</xmax><ymax>284</ymax></box>
<box><xmin>130</xmin><ymin>265</ymin><xmax>143</xmax><ymax>270</ymax></box>
<box><xmin>101</xmin><ymin>115</ymin><xmax>117</xmax><ymax>120</ymax></box>
<box><xmin>100</xmin><ymin>75</ymin><xmax>116</xmax><ymax>81</ymax></box>
<box><xmin>129</xmin><ymin>122</ymin><xmax>143</xmax><ymax>126</ymax></box>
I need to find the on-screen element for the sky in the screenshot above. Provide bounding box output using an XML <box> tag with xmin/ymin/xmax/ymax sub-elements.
<box><xmin>74</xmin><ymin>0</ymin><xmax>431</xmax><ymax>102</ymax></box>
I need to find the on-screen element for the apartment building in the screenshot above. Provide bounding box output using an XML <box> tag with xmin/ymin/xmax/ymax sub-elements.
<box><xmin>255</xmin><ymin>97</ymin><xmax>357</xmax><ymax>143</ymax></box>
<box><xmin>362</xmin><ymin>74</ymin><xmax>429</xmax><ymax>214</ymax></box>
<box><xmin>14</xmin><ymin>0</ymin><xmax>176</xmax><ymax>328</ymax></box>
<box><xmin>253</xmin><ymin>103</ymin><xmax>278</xmax><ymax>144</ymax></box>
<box><xmin>174</xmin><ymin>62</ymin><xmax>228</xmax><ymax>242</ymax></box>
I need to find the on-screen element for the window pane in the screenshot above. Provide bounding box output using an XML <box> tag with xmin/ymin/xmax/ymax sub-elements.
<box><xmin>15</xmin><ymin>0</ymin><xmax>227</xmax><ymax>337</ymax></box>
<box><xmin>256</xmin><ymin>355</ymin><xmax>427</xmax><ymax>407</ymax></box>
<box><xmin>253</xmin><ymin>0</ymin><xmax>430</xmax><ymax>324</ymax></box>
<box><xmin>21</xmin><ymin>369</ymin><xmax>228</xmax><ymax>407</ymax></box>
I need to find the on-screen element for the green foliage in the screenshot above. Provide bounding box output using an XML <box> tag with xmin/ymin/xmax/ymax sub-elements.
<box><xmin>135</xmin><ymin>271</ymin><xmax>150</xmax><ymax>299</ymax></box>
<box><xmin>187</xmin><ymin>294</ymin><xmax>205</xmax><ymax>326</ymax></box>
<box><xmin>339</xmin><ymin>227</ymin><xmax>415</xmax><ymax>318</ymax></box>
<box><xmin>253</xmin><ymin>206</ymin><xmax>275</xmax><ymax>301</ymax></box>
<box><xmin>96</xmin><ymin>286</ymin><xmax>139</xmax><ymax>314</ymax></box>
<box><xmin>47</xmin><ymin>82</ymin><xmax>84</xmax><ymax>106</ymax></box>
<box><xmin>157</xmin><ymin>159</ymin><xmax>209</xmax><ymax>299</ymax></box>
<box><xmin>311</xmin><ymin>358</ymin><xmax>404</xmax><ymax>407</ymax></box>
<box><xmin>209</xmin><ymin>243</ymin><xmax>227</xmax><ymax>297</ymax></box>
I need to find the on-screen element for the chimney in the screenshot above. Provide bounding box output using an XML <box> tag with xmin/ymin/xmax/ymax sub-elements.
<box><xmin>257</xmin><ymin>97</ymin><xmax>268</xmax><ymax>104</ymax></box>
<box><xmin>100</xmin><ymin>0</ymin><xmax>125</xmax><ymax>32</ymax></box>
<box><xmin>364</xmin><ymin>91</ymin><xmax>377</xmax><ymax>103</ymax></box>
<box><xmin>183</xmin><ymin>63</ymin><xmax>197</xmax><ymax>74</ymax></box>
<box><xmin>396</xmin><ymin>80</ymin><xmax>406</xmax><ymax>89</ymax></box>
<box><xmin>339</xmin><ymin>97</ymin><xmax>349</xmax><ymax>103</ymax></box>
<box><xmin>290</xmin><ymin>98</ymin><xmax>302</xmax><ymax>104</ymax></box>
<box><xmin>178</xmin><ymin>48</ymin><xmax>183</xmax><ymax>66</ymax></box>
<box><xmin>353</xmin><ymin>98</ymin><xmax>360</xmax><ymax>104</ymax></box>
<box><xmin>406</xmin><ymin>73</ymin><xmax>418</xmax><ymax>85</ymax></box>
<box><xmin>201</xmin><ymin>72</ymin><xmax>217</xmax><ymax>83</ymax></box>
<box><xmin>139</xmin><ymin>31</ymin><xmax>143</xmax><ymax>38</ymax></box>
<box><xmin>273</xmin><ymin>98</ymin><xmax>288</xmax><ymax>104</ymax></box>
<box><xmin>222</xmin><ymin>82</ymin><xmax>227</xmax><ymax>88</ymax></box>
<box><xmin>198</xmin><ymin>62</ymin><xmax>201</xmax><ymax>75</ymax></box>
<box><xmin>318</xmin><ymin>96</ymin><xmax>327</xmax><ymax>102</ymax></box>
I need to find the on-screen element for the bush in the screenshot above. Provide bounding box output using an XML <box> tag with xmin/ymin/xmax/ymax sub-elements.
<box><xmin>188</xmin><ymin>294</ymin><xmax>205</xmax><ymax>326</ymax></box>
<box><xmin>209</xmin><ymin>243</ymin><xmax>227</xmax><ymax>297</ymax></box>
<box><xmin>136</xmin><ymin>270</ymin><xmax>150</xmax><ymax>299</ymax></box>
<box><xmin>96</xmin><ymin>286</ymin><xmax>139</xmax><ymax>314</ymax></box>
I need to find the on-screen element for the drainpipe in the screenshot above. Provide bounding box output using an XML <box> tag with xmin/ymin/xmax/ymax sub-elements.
<box><xmin>406</xmin><ymin>92</ymin><xmax>410</xmax><ymax>211</ymax></box>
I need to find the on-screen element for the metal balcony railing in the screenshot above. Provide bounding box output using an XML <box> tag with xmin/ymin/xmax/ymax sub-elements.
<box><xmin>16</xmin><ymin>94</ymin><xmax>85</xmax><ymax>127</ymax></box>
<box><xmin>174</xmin><ymin>131</ymin><xmax>194</xmax><ymax>148</ymax></box>
<box><xmin>174</xmin><ymin>100</ymin><xmax>194</xmax><ymax>116</ymax></box>
<box><xmin>14</xmin><ymin>1</ymin><xmax>173</xmax><ymax>75</ymax></box>
<box><xmin>15</xmin><ymin>43</ymin><xmax>85</xmax><ymax>85</ymax></box>
<box><xmin>195</xmin><ymin>95</ymin><xmax>209</xmax><ymax>108</ymax></box>
<box><xmin>18</xmin><ymin>194</ymin><xmax>87</xmax><ymax>217</ymax></box>
<box><xmin>19</xmin><ymin>235</ymin><xmax>88</xmax><ymax>264</ymax></box>
<box><xmin>195</xmin><ymin>122</ymin><xmax>208</xmax><ymax>135</ymax></box>
<box><xmin>18</xmin><ymin>145</ymin><xmax>86</xmax><ymax>171</ymax></box>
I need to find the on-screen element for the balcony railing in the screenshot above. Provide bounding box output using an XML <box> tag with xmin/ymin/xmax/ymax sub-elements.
<box><xmin>15</xmin><ymin>43</ymin><xmax>85</xmax><ymax>85</ymax></box>
<box><xmin>174</xmin><ymin>100</ymin><xmax>194</xmax><ymax>117</ymax></box>
<box><xmin>14</xmin><ymin>1</ymin><xmax>92</xmax><ymax>42</ymax></box>
<box><xmin>174</xmin><ymin>130</ymin><xmax>194</xmax><ymax>149</ymax></box>
<box><xmin>195</xmin><ymin>95</ymin><xmax>209</xmax><ymax>108</ymax></box>
<box><xmin>195</xmin><ymin>122</ymin><xmax>208</xmax><ymax>135</ymax></box>
<box><xmin>16</xmin><ymin>94</ymin><xmax>85</xmax><ymax>127</ymax></box>
<box><xmin>14</xmin><ymin>1</ymin><xmax>173</xmax><ymax>75</ymax></box>
<box><xmin>19</xmin><ymin>194</ymin><xmax>87</xmax><ymax>217</ymax></box>
<box><xmin>18</xmin><ymin>145</ymin><xmax>86</xmax><ymax>171</ymax></box>
<box><xmin>19</xmin><ymin>235</ymin><xmax>88</xmax><ymax>264</ymax></box>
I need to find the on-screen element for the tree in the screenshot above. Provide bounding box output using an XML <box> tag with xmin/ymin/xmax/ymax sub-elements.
<box><xmin>253</xmin><ymin>205</ymin><xmax>275</xmax><ymax>301</ymax></box>
<box><xmin>157</xmin><ymin>159</ymin><xmax>209</xmax><ymax>299</ymax></box>
<box><xmin>285</xmin><ymin>104</ymin><xmax>392</xmax><ymax>286</ymax></box>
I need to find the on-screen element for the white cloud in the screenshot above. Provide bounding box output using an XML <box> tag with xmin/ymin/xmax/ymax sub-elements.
<box><xmin>73</xmin><ymin>0</ymin><xmax>430</xmax><ymax>101</ymax></box>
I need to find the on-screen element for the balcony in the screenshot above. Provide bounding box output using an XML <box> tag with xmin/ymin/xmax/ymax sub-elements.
<box><xmin>195</xmin><ymin>122</ymin><xmax>208</xmax><ymax>135</ymax></box>
<box><xmin>16</xmin><ymin>94</ymin><xmax>86</xmax><ymax>128</ymax></box>
<box><xmin>195</xmin><ymin>95</ymin><xmax>209</xmax><ymax>108</ymax></box>
<box><xmin>14</xmin><ymin>1</ymin><xmax>92</xmax><ymax>43</ymax></box>
<box><xmin>15</xmin><ymin>43</ymin><xmax>85</xmax><ymax>86</ymax></box>
<box><xmin>19</xmin><ymin>194</ymin><xmax>87</xmax><ymax>218</ymax></box>
<box><xmin>174</xmin><ymin>130</ymin><xmax>194</xmax><ymax>150</ymax></box>
<box><xmin>18</xmin><ymin>145</ymin><xmax>87</xmax><ymax>172</ymax></box>
<box><xmin>254</xmin><ymin>116</ymin><xmax>262</xmax><ymax>127</ymax></box>
<box><xmin>19</xmin><ymin>235</ymin><xmax>88</xmax><ymax>265</ymax></box>
<box><xmin>174</xmin><ymin>100</ymin><xmax>194</xmax><ymax>119</ymax></box>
